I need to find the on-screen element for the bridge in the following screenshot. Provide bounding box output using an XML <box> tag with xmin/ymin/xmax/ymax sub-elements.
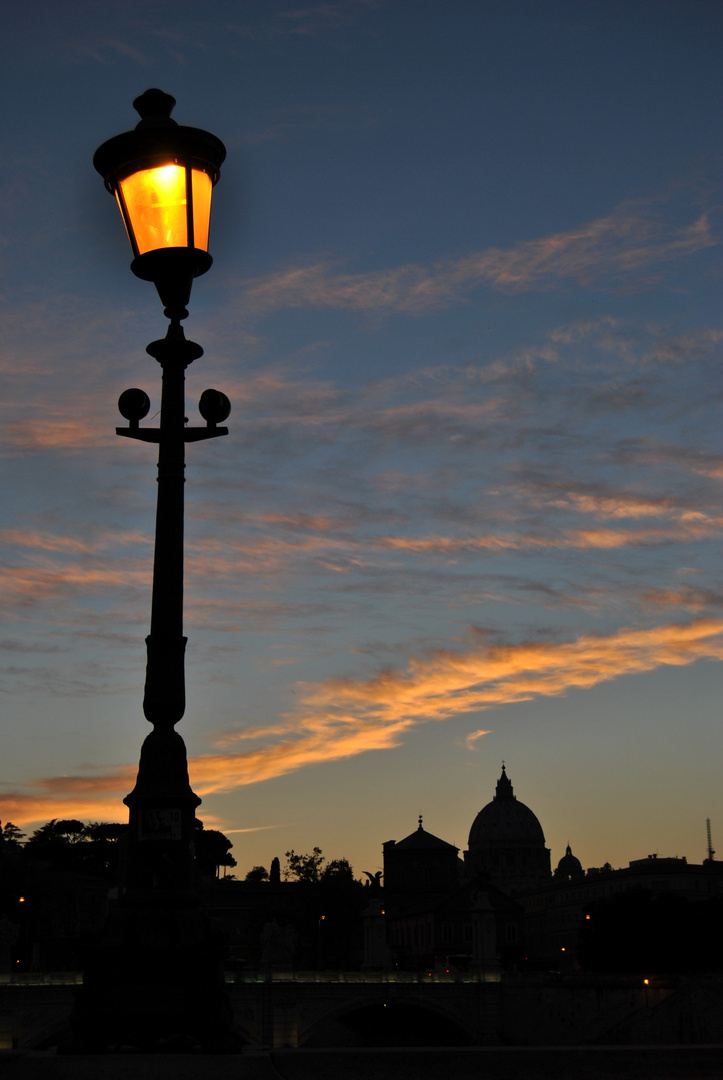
<box><xmin>2</xmin><ymin>969</ymin><xmax>722</xmax><ymax>1050</ymax></box>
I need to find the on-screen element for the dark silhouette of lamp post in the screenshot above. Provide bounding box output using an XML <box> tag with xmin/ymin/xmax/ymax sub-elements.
<box><xmin>68</xmin><ymin>90</ymin><xmax>234</xmax><ymax>1052</ymax></box>
<box><xmin>93</xmin><ymin>87</ymin><xmax>230</xmax><ymax>897</ymax></box>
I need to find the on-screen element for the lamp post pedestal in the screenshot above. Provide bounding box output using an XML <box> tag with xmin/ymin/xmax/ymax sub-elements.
<box><xmin>124</xmin><ymin>726</ymin><xmax>199</xmax><ymax>894</ymax></box>
<box><xmin>70</xmin><ymin>887</ymin><xmax>233</xmax><ymax>1052</ymax></box>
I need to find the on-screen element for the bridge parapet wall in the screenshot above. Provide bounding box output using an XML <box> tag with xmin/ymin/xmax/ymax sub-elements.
<box><xmin>4</xmin><ymin>972</ymin><xmax>723</xmax><ymax>1050</ymax></box>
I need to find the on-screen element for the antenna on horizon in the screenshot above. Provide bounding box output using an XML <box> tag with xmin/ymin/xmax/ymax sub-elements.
<box><xmin>706</xmin><ymin>818</ymin><xmax>715</xmax><ymax>862</ymax></box>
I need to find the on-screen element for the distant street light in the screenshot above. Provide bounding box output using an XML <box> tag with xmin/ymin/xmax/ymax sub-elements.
<box><xmin>69</xmin><ymin>90</ymin><xmax>234</xmax><ymax>1052</ymax></box>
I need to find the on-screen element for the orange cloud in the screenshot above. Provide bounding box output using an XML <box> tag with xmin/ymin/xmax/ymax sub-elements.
<box><xmin>0</xmin><ymin>528</ymin><xmax>151</xmax><ymax>554</ymax></box>
<box><xmin>0</xmin><ymin>565</ymin><xmax>150</xmax><ymax>609</ymax></box>
<box><xmin>329</xmin><ymin>617</ymin><xmax>723</xmax><ymax>706</ymax></box>
<box><xmin>0</xmin><ymin>530</ymin><xmax>97</xmax><ymax>555</ymax></box>
<box><xmin>378</xmin><ymin>517</ymin><xmax>723</xmax><ymax>554</ymax></box>
<box><xmin>3</xmin><ymin>618</ymin><xmax>722</xmax><ymax>828</ymax></box>
<box><xmin>1</xmin><ymin>491</ymin><xmax>720</xmax><ymax>626</ymax></box>
<box><xmin>0</xmin><ymin>766</ymin><xmax>136</xmax><ymax>829</ymax></box>
<box><xmin>465</xmin><ymin>728</ymin><xmax>492</xmax><ymax>749</ymax></box>
<box><xmin>548</xmin><ymin>492</ymin><xmax>683</xmax><ymax>520</ymax></box>
<box><xmin>638</xmin><ymin>586</ymin><xmax>721</xmax><ymax>611</ymax></box>
<box><xmin>0</xmin><ymin>414</ymin><xmax>112</xmax><ymax>452</ymax></box>
<box><xmin>181</xmin><ymin>617</ymin><xmax>723</xmax><ymax>789</ymax></box>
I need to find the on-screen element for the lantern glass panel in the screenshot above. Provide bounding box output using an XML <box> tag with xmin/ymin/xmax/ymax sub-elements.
<box><xmin>119</xmin><ymin>164</ymin><xmax>188</xmax><ymax>254</ymax></box>
<box><xmin>191</xmin><ymin>169</ymin><xmax>213</xmax><ymax>252</ymax></box>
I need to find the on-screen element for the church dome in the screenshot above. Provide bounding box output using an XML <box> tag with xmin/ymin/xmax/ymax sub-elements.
<box><xmin>555</xmin><ymin>844</ymin><xmax>584</xmax><ymax>880</ymax></box>
<box><xmin>468</xmin><ymin>765</ymin><xmax>545</xmax><ymax>849</ymax></box>
<box><xmin>464</xmin><ymin>765</ymin><xmax>551</xmax><ymax>893</ymax></box>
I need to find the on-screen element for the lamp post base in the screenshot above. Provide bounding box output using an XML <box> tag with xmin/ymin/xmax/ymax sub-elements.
<box><xmin>66</xmin><ymin>894</ymin><xmax>238</xmax><ymax>1053</ymax></box>
<box><xmin>65</xmin><ymin>728</ymin><xmax>239</xmax><ymax>1053</ymax></box>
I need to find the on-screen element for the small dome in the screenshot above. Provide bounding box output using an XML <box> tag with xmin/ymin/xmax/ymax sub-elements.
<box><xmin>555</xmin><ymin>844</ymin><xmax>583</xmax><ymax>880</ymax></box>
<box><xmin>468</xmin><ymin>765</ymin><xmax>545</xmax><ymax>849</ymax></box>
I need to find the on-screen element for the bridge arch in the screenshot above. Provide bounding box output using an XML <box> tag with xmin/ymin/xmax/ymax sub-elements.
<box><xmin>300</xmin><ymin>992</ymin><xmax>475</xmax><ymax>1047</ymax></box>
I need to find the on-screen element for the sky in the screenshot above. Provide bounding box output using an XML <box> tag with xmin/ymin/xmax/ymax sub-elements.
<box><xmin>0</xmin><ymin>0</ymin><xmax>721</xmax><ymax>880</ymax></box>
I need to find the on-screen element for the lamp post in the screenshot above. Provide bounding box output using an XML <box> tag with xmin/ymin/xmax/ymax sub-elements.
<box><xmin>68</xmin><ymin>90</ymin><xmax>234</xmax><ymax>1052</ymax></box>
<box><xmin>93</xmin><ymin>87</ymin><xmax>230</xmax><ymax>897</ymax></box>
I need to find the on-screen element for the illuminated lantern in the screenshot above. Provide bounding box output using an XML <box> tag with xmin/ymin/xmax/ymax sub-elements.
<box><xmin>93</xmin><ymin>89</ymin><xmax>226</xmax><ymax>319</ymax></box>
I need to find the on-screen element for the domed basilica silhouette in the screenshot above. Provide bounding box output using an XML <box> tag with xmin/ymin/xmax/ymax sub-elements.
<box><xmin>373</xmin><ymin>763</ymin><xmax>721</xmax><ymax>972</ymax></box>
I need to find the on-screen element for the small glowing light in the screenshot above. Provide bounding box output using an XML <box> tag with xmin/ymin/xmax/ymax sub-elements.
<box><xmin>561</xmin><ymin>947</ymin><xmax>566</xmax><ymax>952</ymax></box>
<box><xmin>585</xmin><ymin>914</ymin><xmax>591</xmax><ymax>920</ymax></box>
<box><xmin>18</xmin><ymin>896</ymin><xmax>25</xmax><ymax>903</ymax></box>
<box><xmin>643</xmin><ymin>978</ymin><xmax>650</xmax><ymax>986</ymax></box>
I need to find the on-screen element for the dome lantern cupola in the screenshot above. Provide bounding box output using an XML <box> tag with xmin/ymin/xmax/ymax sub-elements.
<box><xmin>495</xmin><ymin>763</ymin><xmax>514</xmax><ymax>800</ymax></box>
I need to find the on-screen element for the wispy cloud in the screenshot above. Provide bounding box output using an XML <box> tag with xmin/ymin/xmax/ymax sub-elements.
<box><xmin>277</xmin><ymin>1</ymin><xmax>380</xmax><ymax>35</ymax></box>
<box><xmin>0</xmin><ymin>416</ymin><xmax>112</xmax><ymax>453</ymax></box>
<box><xmin>0</xmin><ymin>524</ymin><xmax>152</xmax><ymax>613</ymax></box>
<box><xmin>378</xmin><ymin>518</ymin><xmax>723</xmax><ymax>553</ymax></box>
<box><xmin>4</xmin><ymin>617</ymin><xmax>721</xmax><ymax>826</ymax></box>
<box><xmin>239</xmin><ymin>198</ymin><xmax>716</xmax><ymax>315</ymax></box>
<box><xmin>294</xmin><ymin>617</ymin><xmax>723</xmax><ymax>723</ymax></box>
<box><xmin>639</xmin><ymin>586</ymin><xmax>723</xmax><ymax>610</ymax></box>
<box><xmin>612</xmin><ymin>440</ymin><xmax>723</xmax><ymax>479</ymax></box>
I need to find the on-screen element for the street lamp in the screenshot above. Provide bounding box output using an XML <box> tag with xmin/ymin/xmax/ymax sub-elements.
<box><xmin>69</xmin><ymin>90</ymin><xmax>234</xmax><ymax>1052</ymax></box>
<box><xmin>93</xmin><ymin>87</ymin><xmax>230</xmax><ymax>896</ymax></box>
<box><xmin>93</xmin><ymin>87</ymin><xmax>225</xmax><ymax>322</ymax></box>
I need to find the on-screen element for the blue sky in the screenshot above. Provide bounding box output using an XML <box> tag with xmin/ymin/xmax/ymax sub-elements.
<box><xmin>0</xmin><ymin>0</ymin><xmax>721</xmax><ymax>877</ymax></box>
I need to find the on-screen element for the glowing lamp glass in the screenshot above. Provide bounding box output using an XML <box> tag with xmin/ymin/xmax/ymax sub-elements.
<box><xmin>117</xmin><ymin>165</ymin><xmax>213</xmax><ymax>256</ymax></box>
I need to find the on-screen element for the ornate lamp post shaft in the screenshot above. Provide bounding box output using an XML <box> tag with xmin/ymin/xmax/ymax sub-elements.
<box><xmin>121</xmin><ymin>324</ymin><xmax>206</xmax><ymax>895</ymax></box>
<box><xmin>145</xmin><ymin>333</ymin><xmax>189</xmax><ymax>728</ymax></box>
<box><xmin>117</xmin><ymin>322</ymin><xmax>228</xmax><ymax>894</ymax></box>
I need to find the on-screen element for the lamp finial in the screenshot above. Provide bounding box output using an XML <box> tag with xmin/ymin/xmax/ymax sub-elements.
<box><xmin>133</xmin><ymin>89</ymin><xmax>177</xmax><ymax>127</ymax></box>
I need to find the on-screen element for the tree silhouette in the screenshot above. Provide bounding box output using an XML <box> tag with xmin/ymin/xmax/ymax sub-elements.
<box><xmin>322</xmin><ymin>858</ymin><xmax>354</xmax><ymax>885</ymax></box>
<box><xmin>194</xmin><ymin>819</ymin><xmax>236</xmax><ymax>878</ymax></box>
<box><xmin>23</xmin><ymin>819</ymin><xmax>127</xmax><ymax>879</ymax></box>
<box><xmin>285</xmin><ymin>847</ymin><xmax>325</xmax><ymax>883</ymax></box>
<box><xmin>0</xmin><ymin>822</ymin><xmax>25</xmax><ymax>849</ymax></box>
<box><xmin>245</xmin><ymin>865</ymin><xmax>269</xmax><ymax>882</ymax></box>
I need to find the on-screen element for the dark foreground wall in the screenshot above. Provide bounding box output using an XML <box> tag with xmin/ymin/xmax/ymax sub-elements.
<box><xmin>2</xmin><ymin>1047</ymin><xmax>723</xmax><ymax>1080</ymax></box>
